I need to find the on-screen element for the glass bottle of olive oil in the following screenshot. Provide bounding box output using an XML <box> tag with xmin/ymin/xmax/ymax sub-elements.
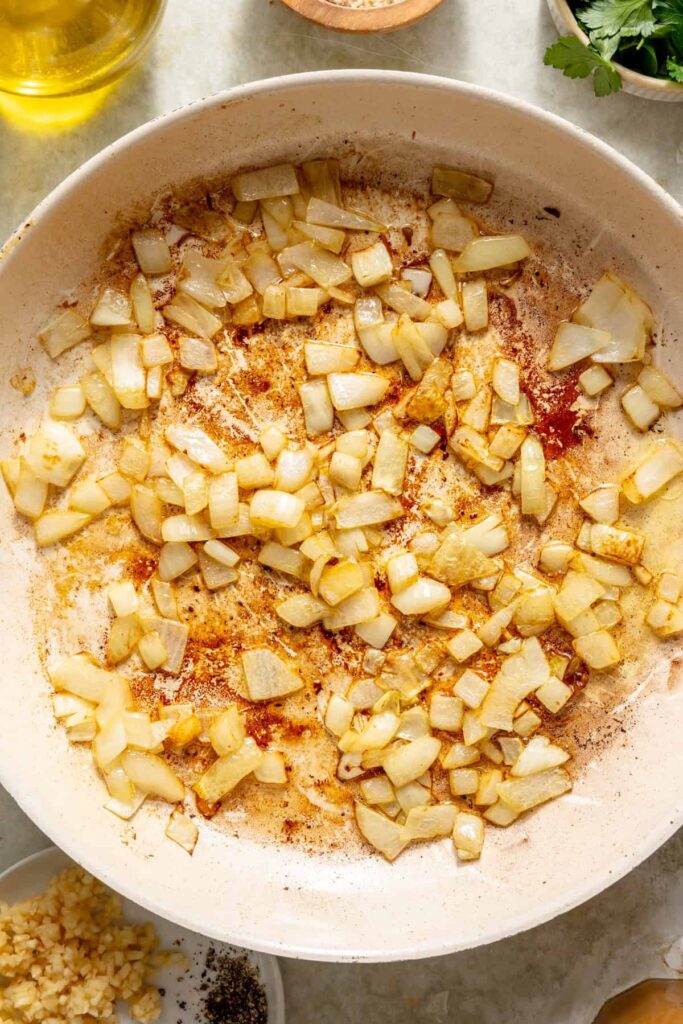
<box><xmin>0</xmin><ymin>0</ymin><xmax>166</xmax><ymax>97</ymax></box>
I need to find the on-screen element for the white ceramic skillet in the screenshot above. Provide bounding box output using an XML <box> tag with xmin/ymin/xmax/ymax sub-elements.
<box><xmin>0</xmin><ymin>72</ymin><xmax>682</xmax><ymax>962</ymax></box>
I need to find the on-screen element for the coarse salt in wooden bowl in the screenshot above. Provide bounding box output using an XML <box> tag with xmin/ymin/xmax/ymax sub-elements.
<box><xmin>278</xmin><ymin>0</ymin><xmax>444</xmax><ymax>33</ymax></box>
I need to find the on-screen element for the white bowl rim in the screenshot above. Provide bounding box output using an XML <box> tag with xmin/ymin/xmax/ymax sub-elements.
<box><xmin>1</xmin><ymin>70</ymin><xmax>682</xmax><ymax>961</ymax></box>
<box><xmin>546</xmin><ymin>0</ymin><xmax>683</xmax><ymax>96</ymax></box>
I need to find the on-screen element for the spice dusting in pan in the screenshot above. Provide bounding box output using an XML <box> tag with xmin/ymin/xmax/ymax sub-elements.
<box><xmin>4</xmin><ymin>157</ymin><xmax>683</xmax><ymax>866</ymax></box>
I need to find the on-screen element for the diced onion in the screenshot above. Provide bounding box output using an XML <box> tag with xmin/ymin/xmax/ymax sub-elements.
<box><xmin>454</xmin><ymin>235</ymin><xmax>531</xmax><ymax>273</ymax></box>
<box><xmin>241</xmin><ymin>648</ymin><xmax>303</xmax><ymax>701</ymax></box>
<box><xmin>39</xmin><ymin>309</ymin><xmax>89</xmax><ymax>359</ymax></box>
<box><xmin>131</xmin><ymin>229</ymin><xmax>172</xmax><ymax>275</ymax></box>
<box><xmin>547</xmin><ymin>322</ymin><xmax>610</xmax><ymax>371</ymax></box>
<box><xmin>432</xmin><ymin>166</ymin><xmax>493</xmax><ymax>203</ymax></box>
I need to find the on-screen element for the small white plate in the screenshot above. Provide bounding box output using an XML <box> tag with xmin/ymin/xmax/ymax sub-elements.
<box><xmin>0</xmin><ymin>846</ymin><xmax>285</xmax><ymax>1024</ymax></box>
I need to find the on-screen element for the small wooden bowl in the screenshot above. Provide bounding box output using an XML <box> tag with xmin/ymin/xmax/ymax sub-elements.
<box><xmin>279</xmin><ymin>0</ymin><xmax>444</xmax><ymax>33</ymax></box>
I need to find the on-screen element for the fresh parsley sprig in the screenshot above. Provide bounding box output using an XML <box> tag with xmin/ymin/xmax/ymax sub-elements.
<box><xmin>545</xmin><ymin>0</ymin><xmax>683</xmax><ymax>96</ymax></box>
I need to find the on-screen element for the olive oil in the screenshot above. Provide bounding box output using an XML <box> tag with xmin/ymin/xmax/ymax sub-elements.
<box><xmin>0</xmin><ymin>0</ymin><xmax>165</xmax><ymax>97</ymax></box>
<box><xmin>595</xmin><ymin>979</ymin><xmax>683</xmax><ymax>1024</ymax></box>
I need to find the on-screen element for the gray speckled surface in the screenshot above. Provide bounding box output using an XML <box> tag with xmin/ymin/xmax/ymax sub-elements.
<box><xmin>1</xmin><ymin>1</ymin><xmax>682</xmax><ymax>1020</ymax></box>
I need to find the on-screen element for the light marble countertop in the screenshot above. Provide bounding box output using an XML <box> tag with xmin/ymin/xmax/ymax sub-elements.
<box><xmin>1</xmin><ymin>1</ymin><xmax>682</xmax><ymax>1020</ymax></box>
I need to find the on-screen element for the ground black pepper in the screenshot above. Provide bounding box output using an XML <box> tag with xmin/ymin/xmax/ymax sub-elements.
<box><xmin>199</xmin><ymin>947</ymin><xmax>268</xmax><ymax>1024</ymax></box>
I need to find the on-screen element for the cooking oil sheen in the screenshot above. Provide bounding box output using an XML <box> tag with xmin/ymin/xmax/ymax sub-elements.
<box><xmin>0</xmin><ymin>0</ymin><xmax>165</xmax><ymax>97</ymax></box>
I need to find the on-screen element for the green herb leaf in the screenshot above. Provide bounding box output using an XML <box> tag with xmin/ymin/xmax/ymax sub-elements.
<box><xmin>578</xmin><ymin>0</ymin><xmax>656</xmax><ymax>41</ymax></box>
<box><xmin>654</xmin><ymin>0</ymin><xmax>683</xmax><ymax>57</ymax></box>
<box><xmin>544</xmin><ymin>35</ymin><xmax>623</xmax><ymax>95</ymax></box>
<box><xmin>666</xmin><ymin>54</ymin><xmax>683</xmax><ymax>78</ymax></box>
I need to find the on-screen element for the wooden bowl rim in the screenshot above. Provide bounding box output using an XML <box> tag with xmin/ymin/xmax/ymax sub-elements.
<box><xmin>278</xmin><ymin>0</ymin><xmax>444</xmax><ymax>33</ymax></box>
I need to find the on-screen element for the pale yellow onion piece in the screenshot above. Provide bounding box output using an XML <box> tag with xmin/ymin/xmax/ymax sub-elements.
<box><xmin>327</xmin><ymin>372</ymin><xmax>389</xmax><ymax>411</ymax></box>
<box><xmin>304</xmin><ymin>342</ymin><xmax>359</xmax><ymax>375</ymax></box>
<box><xmin>404</xmin><ymin>803</ymin><xmax>457</xmax><ymax>841</ymax></box>
<box><xmin>306</xmin><ymin>197</ymin><xmax>383</xmax><ymax>233</ymax></box>
<box><xmin>371</xmin><ymin>431</ymin><xmax>408</xmax><ymax>496</ymax></box>
<box><xmin>259</xmin><ymin>424</ymin><xmax>287</xmax><ymax>461</ymax></box>
<box><xmin>492</xmin><ymin>358</ymin><xmax>520</xmax><ymax>404</ymax></box>
<box><xmin>158</xmin><ymin>541</ymin><xmax>197</xmax><ymax>581</ymax></box>
<box><xmin>279</xmin><ymin>241</ymin><xmax>351</xmax><ymax>289</ymax></box>
<box><xmin>573</xmin><ymin>629</ymin><xmax>620</xmax><ymax>669</ymax></box>
<box><xmin>39</xmin><ymin>308</ymin><xmax>90</xmax><ymax>359</ymax></box>
<box><xmin>386</xmin><ymin>552</ymin><xmax>419</xmax><ymax>595</ymax></box>
<box><xmin>34</xmin><ymin>509</ymin><xmax>90</xmax><ymax>546</ymax></box>
<box><xmin>322</xmin><ymin>587</ymin><xmax>380</xmax><ymax>630</ymax></box>
<box><xmin>131</xmin><ymin>228</ymin><xmax>172</xmax><ymax>275</ymax></box>
<box><xmin>99</xmin><ymin>472</ymin><xmax>130</xmax><ymax>505</ymax></box>
<box><xmin>50</xmin><ymin>384</ymin><xmax>86</xmax><ymax>420</ymax></box>
<box><xmin>92</xmin><ymin>716</ymin><xmax>127</xmax><ymax>770</ymax></box>
<box><xmin>571</xmin><ymin>551</ymin><xmax>631</xmax><ymax>587</ymax></box>
<box><xmin>179</xmin><ymin>251</ymin><xmax>228</xmax><ymax>308</ymax></box>
<box><xmin>450</xmin><ymin>768</ymin><xmax>478</xmax><ymax>796</ymax></box>
<box><xmin>254</xmin><ymin>750</ymin><xmax>287</xmax><ymax>785</ymax></box>
<box><xmin>402</xmin><ymin>267</ymin><xmax>432</xmax><ymax>298</ymax></box>
<box><xmin>26</xmin><ymin>421</ymin><xmax>85</xmax><ymax>487</ymax></box>
<box><xmin>277</xmin><ymin>593</ymin><xmax>327</xmax><ymax>627</ymax></box>
<box><xmin>409</xmin><ymin>424</ymin><xmax>440</xmax><ymax>453</ymax></box>
<box><xmin>91</xmin><ymin>287</ymin><xmax>132</xmax><ymax>327</ymax></box>
<box><xmin>219</xmin><ymin>261</ymin><xmax>253</xmax><ymax>304</ymax></box>
<box><xmin>547</xmin><ymin>322</ymin><xmax>611</xmax><ymax>371</ymax></box>
<box><xmin>13</xmin><ymin>461</ymin><xmax>48</xmax><ymax>519</ymax></box>
<box><xmin>621</xmin><ymin>384</ymin><xmax>660</xmax><ymax>432</ymax></box>
<box><xmin>104</xmin><ymin>790</ymin><xmax>146</xmax><ymax>820</ymax></box>
<box><xmin>120</xmin><ymin>439</ymin><xmax>150</xmax><ymax>482</ymax></box>
<box><xmin>299</xmin><ymin>380</ymin><xmax>335</xmax><ymax>436</ymax></box>
<box><xmin>621</xmin><ymin>438</ymin><xmax>683</xmax><ymax>503</ymax></box>
<box><xmin>235</xmin><ymin>452</ymin><xmax>274</xmax><ymax>490</ymax></box>
<box><xmin>428</xmin><ymin>248</ymin><xmax>457</xmax><ymax>300</ymax></box>
<box><xmin>259</xmin><ymin>541</ymin><xmax>308</xmax><ymax>579</ymax></box>
<box><xmin>285</xmin><ymin>286</ymin><xmax>326</xmax><ymax>317</ymax></box>
<box><xmin>430</xmin><ymin>211</ymin><xmax>477</xmax><ymax>253</ymax></box>
<box><xmin>209</xmin><ymin>707</ymin><xmax>245</xmax><ymax>756</ymax></box>
<box><xmin>198</xmin><ymin>549</ymin><xmax>238</xmax><ymax>590</ymax></box>
<box><xmin>146</xmin><ymin>366</ymin><xmax>163</xmax><ymax>402</ymax></box>
<box><xmin>250</xmin><ymin>489</ymin><xmax>305</xmax><ymax>529</ymax></box>
<box><xmin>355</xmin><ymin>612</ymin><xmax>397</xmax><ymax>649</ymax></box>
<box><xmin>355</xmin><ymin>802</ymin><xmax>408</xmax><ymax>861</ymax></box>
<box><xmin>334</xmin><ymin>491</ymin><xmax>403</xmax><ymax>528</ymax></box>
<box><xmin>165</xmin><ymin>424</ymin><xmax>230</xmax><ymax>474</ymax></box>
<box><xmin>579</xmin><ymin>484</ymin><xmax>620</xmax><ymax>524</ymax></box>
<box><xmin>274</xmin><ymin>448</ymin><xmax>314</xmax><ymax>493</ymax></box>
<box><xmin>574</xmin><ymin>272</ymin><xmax>652</xmax><ymax>364</ymax></box>
<box><xmin>318</xmin><ymin>560</ymin><xmax>365</xmax><ymax>606</ymax></box>
<box><xmin>183</xmin><ymin>470</ymin><xmax>209</xmax><ymax>516</ymax></box>
<box><xmin>49</xmin><ymin>654</ymin><xmax>113</xmax><ymax>702</ymax></box>
<box><xmin>179</xmin><ymin>336</ymin><xmax>218</xmax><ymax>374</ymax></box>
<box><xmin>233</xmin><ymin>163</ymin><xmax>299</xmax><ymax>201</ymax></box>
<box><xmin>463</xmin><ymin>513</ymin><xmax>509</xmax><ymax>556</ymax></box>
<box><xmin>450</xmin><ymin>368</ymin><xmax>475</xmax><ymax>402</ymax></box>
<box><xmin>489</xmin><ymin>423</ymin><xmax>526</xmax><ymax>460</ymax></box>
<box><xmin>589</xmin><ymin>523</ymin><xmax>644</xmax><ymax>565</ymax></box>
<box><xmin>110</xmin><ymin>333</ymin><xmax>148</xmax><ymax>410</ymax></box>
<box><xmin>383</xmin><ymin>736</ymin><xmax>441</xmax><ymax>788</ymax></box>
<box><xmin>241</xmin><ymin>648</ymin><xmax>303</xmax><ymax>701</ymax></box>
<box><xmin>519</xmin><ymin>435</ymin><xmax>545</xmax><ymax>516</ymax></box>
<box><xmin>339</xmin><ymin>711</ymin><xmax>401</xmax><ymax>753</ymax></box>
<box><xmin>208</xmin><ymin>472</ymin><xmax>239</xmax><ymax>530</ymax></box>
<box><xmin>107</xmin><ymin>580</ymin><xmax>139</xmax><ymax>617</ymax></box>
<box><xmin>81</xmin><ymin>371</ymin><xmax>122</xmax><ymax>430</ymax></box>
<box><xmin>161</xmin><ymin>513</ymin><xmax>214</xmax><ymax>543</ymax></box>
<box><xmin>351</xmin><ymin>241</ymin><xmax>393</xmax><ymax>288</ymax></box>
<box><xmin>454</xmin><ymin>669</ymin><xmax>490</xmax><ymax>709</ymax></box>
<box><xmin>510</xmin><ymin>736</ymin><xmax>569</xmax><ymax>777</ymax></box>
<box><xmin>130</xmin><ymin>274</ymin><xmax>156</xmax><ymax>335</ymax></box>
<box><xmin>392</xmin><ymin>316</ymin><xmax>435</xmax><ymax>381</ymax></box>
<box><xmin>514</xmin><ymin>589</ymin><xmax>555</xmax><ymax>637</ymax></box>
<box><xmin>462</xmin><ymin>279</ymin><xmax>488</xmax><ymax>332</ymax></box>
<box><xmin>203</xmin><ymin>539</ymin><xmax>239</xmax><ymax>567</ymax></box>
<box><xmin>138</xmin><ymin>631</ymin><xmax>168</xmax><ymax>670</ymax></box>
<box><xmin>140</xmin><ymin>615</ymin><xmax>189</xmax><ymax>673</ymax></box>
<box><xmin>454</xmin><ymin>235</ymin><xmax>530</xmax><ymax>273</ymax></box>
<box><xmin>329</xmin><ymin>451</ymin><xmax>362</xmax><ymax>490</ymax></box>
<box><xmin>447</xmin><ymin>629</ymin><xmax>483</xmax><ymax>662</ymax></box>
<box><xmin>553</xmin><ymin>571</ymin><xmax>605</xmax><ymax>623</ymax></box>
<box><xmin>121</xmin><ymin>749</ymin><xmax>185</xmax><ymax>803</ymax></box>
<box><xmin>637</xmin><ymin>365</ymin><xmax>682</xmax><ymax>408</ymax></box>
<box><xmin>359</xmin><ymin>774</ymin><xmax>395</xmax><ymax>805</ymax></box>
<box><xmin>292</xmin><ymin>220</ymin><xmax>345</xmax><ymax>254</ymax></box>
<box><xmin>390</xmin><ymin>577</ymin><xmax>451</xmax><ymax>616</ymax></box>
<box><xmin>432</xmin><ymin>166</ymin><xmax>493</xmax><ymax>203</ymax></box>
<box><xmin>579</xmin><ymin>364</ymin><xmax>613</xmax><ymax>396</ymax></box>
<box><xmin>535</xmin><ymin>676</ymin><xmax>572</xmax><ymax>713</ymax></box>
<box><xmin>497</xmin><ymin>767</ymin><xmax>571</xmax><ymax>813</ymax></box>
<box><xmin>429</xmin><ymin>693</ymin><xmax>464</xmax><ymax>731</ymax></box>
<box><xmin>432</xmin><ymin>298</ymin><xmax>463</xmax><ymax>330</ymax></box>
<box><xmin>163</xmin><ymin>293</ymin><xmax>223</xmax><ymax>339</ymax></box>
<box><xmin>480</xmin><ymin>640</ymin><xmax>550</xmax><ymax>731</ymax></box>
<box><xmin>429</xmin><ymin>529</ymin><xmax>498</xmax><ymax>589</ymax></box>
<box><xmin>375</xmin><ymin>282</ymin><xmax>432</xmax><ymax>322</ymax></box>
<box><xmin>358</xmin><ymin>323</ymin><xmax>398</xmax><ymax>366</ymax></box>
<box><xmin>165</xmin><ymin>808</ymin><xmax>199</xmax><ymax>854</ymax></box>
